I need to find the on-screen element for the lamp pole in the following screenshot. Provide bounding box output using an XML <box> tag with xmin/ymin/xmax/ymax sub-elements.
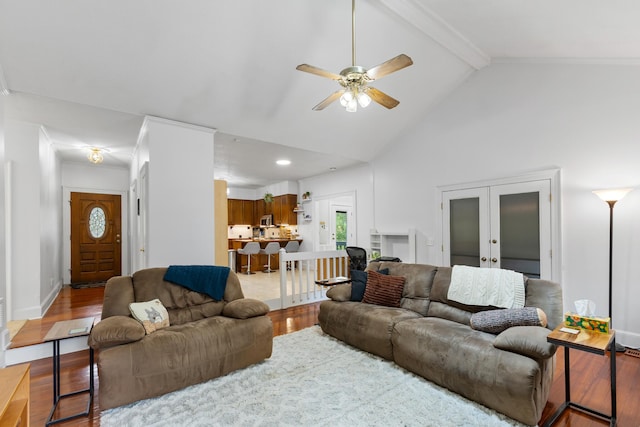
<box><xmin>593</xmin><ymin>188</ymin><xmax>632</xmax><ymax>353</ymax></box>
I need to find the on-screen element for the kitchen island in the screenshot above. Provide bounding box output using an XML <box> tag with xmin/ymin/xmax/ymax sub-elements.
<box><xmin>229</xmin><ymin>239</ymin><xmax>303</xmax><ymax>273</ymax></box>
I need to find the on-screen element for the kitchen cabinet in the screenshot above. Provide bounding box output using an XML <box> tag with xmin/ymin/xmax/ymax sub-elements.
<box><xmin>228</xmin><ymin>195</ymin><xmax>297</xmax><ymax>226</ymax></box>
<box><xmin>283</xmin><ymin>194</ymin><xmax>297</xmax><ymax>225</ymax></box>
<box><xmin>228</xmin><ymin>199</ymin><xmax>255</xmax><ymax>225</ymax></box>
<box><xmin>254</xmin><ymin>199</ymin><xmax>265</xmax><ymax>224</ymax></box>
<box><xmin>272</xmin><ymin>195</ymin><xmax>284</xmax><ymax>225</ymax></box>
<box><xmin>242</xmin><ymin>200</ymin><xmax>255</xmax><ymax>224</ymax></box>
<box><xmin>272</xmin><ymin>194</ymin><xmax>297</xmax><ymax>225</ymax></box>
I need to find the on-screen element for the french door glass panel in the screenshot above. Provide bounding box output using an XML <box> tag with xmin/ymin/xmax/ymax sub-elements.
<box><xmin>450</xmin><ymin>197</ymin><xmax>480</xmax><ymax>267</ymax></box>
<box><xmin>443</xmin><ymin>188</ymin><xmax>489</xmax><ymax>268</ymax></box>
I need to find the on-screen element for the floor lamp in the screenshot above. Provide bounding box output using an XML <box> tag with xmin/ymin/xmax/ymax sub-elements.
<box><xmin>593</xmin><ymin>188</ymin><xmax>633</xmax><ymax>353</ymax></box>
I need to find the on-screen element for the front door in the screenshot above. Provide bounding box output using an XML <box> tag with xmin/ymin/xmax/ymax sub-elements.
<box><xmin>71</xmin><ymin>192</ymin><xmax>122</xmax><ymax>283</ymax></box>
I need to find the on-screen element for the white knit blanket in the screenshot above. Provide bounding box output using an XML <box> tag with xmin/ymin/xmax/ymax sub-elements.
<box><xmin>447</xmin><ymin>265</ymin><xmax>525</xmax><ymax>309</ymax></box>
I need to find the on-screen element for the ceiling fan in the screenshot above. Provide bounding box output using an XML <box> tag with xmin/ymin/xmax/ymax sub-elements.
<box><xmin>296</xmin><ymin>0</ymin><xmax>413</xmax><ymax>112</ymax></box>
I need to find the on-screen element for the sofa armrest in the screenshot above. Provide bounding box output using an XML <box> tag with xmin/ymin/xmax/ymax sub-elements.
<box><xmin>326</xmin><ymin>284</ymin><xmax>351</xmax><ymax>302</ymax></box>
<box><xmin>102</xmin><ymin>276</ymin><xmax>136</xmax><ymax>319</ymax></box>
<box><xmin>493</xmin><ymin>326</ymin><xmax>557</xmax><ymax>359</ymax></box>
<box><xmin>88</xmin><ymin>316</ymin><xmax>145</xmax><ymax>350</ymax></box>
<box><xmin>222</xmin><ymin>298</ymin><xmax>270</xmax><ymax>319</ymax></box>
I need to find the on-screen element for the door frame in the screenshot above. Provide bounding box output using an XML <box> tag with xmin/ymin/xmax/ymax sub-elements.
<box><xmin>62</xmin><ymin>187</ymin><xmax>129</xmax><ymax>285</ymax></box>
<box><xmin>438</xmin><ymin>169</ymin><xmax>561</xmax><ymax>281</ymax></box>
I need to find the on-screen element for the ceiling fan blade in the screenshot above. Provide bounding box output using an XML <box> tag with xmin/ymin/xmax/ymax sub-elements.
<box><xmin>296</xmin><ymin>64</ymin><xmax>343</xmax><ymax>81</ymax></box>
<box><xmin>312</xmin><ymin>90</ymin><xmax>345</xmax><ymax>111</ymax></box>
<box><xmin>365</xmin><ymin>87</ymin><xmax>400</xmax><ymax>109</ymax></box>
<box><xmin>366</xmin><ymin>54</ymin><xmax>413</xmax><ymax>81</ymax></box>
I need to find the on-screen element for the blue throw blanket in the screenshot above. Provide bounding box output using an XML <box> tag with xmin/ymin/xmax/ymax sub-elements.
<box><xmin>163</xmin><ymin>265</ymin><xmax>230</xmax><ymax>301</ymax></box>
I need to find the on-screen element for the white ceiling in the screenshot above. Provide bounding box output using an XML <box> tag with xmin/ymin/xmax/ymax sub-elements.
<box><xmin>2</xmin><ymin>0</ymin><xmax>640</xmax><ymax>187</ymax></box>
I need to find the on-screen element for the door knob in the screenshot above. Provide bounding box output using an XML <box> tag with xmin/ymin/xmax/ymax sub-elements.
<box><xmin>481</xmin><ymin>257</ymin><xmax>487</xmax><ymax>262</ymax></box>
<box><xmin>492</xmin><ymin>239</ymin><xmax>497</xmax><ymax>244</ymax></box>
<box><xmin>491</xmin><ymin>257</ymin><xmax>497</xmax><ymax>263</ymax></box>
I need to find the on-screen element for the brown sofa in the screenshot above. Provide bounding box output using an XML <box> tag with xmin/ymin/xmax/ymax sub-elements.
<box><xmin>318</xmin><ymin>262</ymin><xmax>563</xmax><ymax>426</ymax></box>
<box><xmin>88</xmin><ymin>267</ymin><xmax>273</xmax><ymax>409</ymax></box>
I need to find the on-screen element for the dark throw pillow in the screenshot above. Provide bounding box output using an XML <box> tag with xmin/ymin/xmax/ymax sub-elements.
<box><xmin>470</xmin><ymin>307</ymin><xmax>548</xmax><ymax>334</ymax></box>
<box><xmin>362</xmin><ymin>270</ymin><xmax>405</xmax><ymax>308</ymax></box>
<box><xmin>350</xmin><ymin>268</ymin><xmax>389</xmax><ymax>301</ymax></box>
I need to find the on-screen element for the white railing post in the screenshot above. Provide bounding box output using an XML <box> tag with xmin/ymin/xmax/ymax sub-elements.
<box><xmin>277</xmin><ymin>249</ymin><xmax>349</xmax><ymax>309</ymax></box>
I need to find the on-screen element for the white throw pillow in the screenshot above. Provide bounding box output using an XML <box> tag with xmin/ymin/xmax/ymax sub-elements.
<box><xmin>129</xmin><ymin>299</ymin><xmax>170</xmax><ymax>334</ymax></box>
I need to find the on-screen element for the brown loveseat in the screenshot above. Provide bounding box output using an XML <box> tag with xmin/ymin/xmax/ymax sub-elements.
<box><xmin>318</xmin><ymin>262</ymin><xmax>563</xmax><ymax>426</ymax></box>
<box><xmin>88</xmin><ymin>267</ymin><xmax>273</xmax><ymax>409</ymax></box>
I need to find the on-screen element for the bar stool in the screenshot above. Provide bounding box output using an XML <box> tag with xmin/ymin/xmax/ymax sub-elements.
<box><xmin>259</xmin><ymin>242</ymin><xmax>280</xmax><ymax>273</ymax></box>
<box><xmin>284</xmin><ymin>240</ymin><xmax>299</xmax><ymax>270</ymax></box>
<box><xmin>237</xmin><ymin>242</ymin><xmax>260</xmax><ymax>275</ymax></box>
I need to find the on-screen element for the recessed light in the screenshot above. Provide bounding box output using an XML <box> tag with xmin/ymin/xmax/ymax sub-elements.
<box><xmin>276</xmin><ymin>159</ymin><xmax>291</xmax><ymax>166</ymax></box>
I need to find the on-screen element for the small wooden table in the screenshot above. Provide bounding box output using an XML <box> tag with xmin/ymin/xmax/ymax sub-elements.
<box><xmin>0</xmin><ymin>364</ymin><xmax>30</xmax><ymax>427</ymax></box>
<box><xmin>43</xmin><ymin>317</ymin><xmax>95</xmax><ymax>426</ymax></box>
<box><xmin>315</xmin><ymin>276</ymin><xmax>351</xmax><ymax>286</ymax></box>
<box><xmin>543</xmin><ymin>325</ymin><xmax>616</xmax><ymax>426</ymax></box>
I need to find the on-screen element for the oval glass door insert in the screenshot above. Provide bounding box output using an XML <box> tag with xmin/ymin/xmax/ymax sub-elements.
<box><xmin>89</xmin><ymin>206</ymin><xmax>106</xmax><ymax>238</ymax></box>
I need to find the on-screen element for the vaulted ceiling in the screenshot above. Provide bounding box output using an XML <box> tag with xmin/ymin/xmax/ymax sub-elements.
<box><xmin>2</xmin><ymin>0</ymin><xmax>640</xmax><ymax>187</ymax></box>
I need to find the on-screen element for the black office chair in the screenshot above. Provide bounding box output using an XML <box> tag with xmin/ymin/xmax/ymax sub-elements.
<box><xmin>346</xmin><ymin>246</ymin><xmax>367</xmax><ymax>271</ymax></box>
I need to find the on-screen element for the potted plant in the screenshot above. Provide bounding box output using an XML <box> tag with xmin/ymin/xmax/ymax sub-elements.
<box><xmin>263</xmin><ymin>193</ymin><xmax>274</xmax><ymax>203</ymax></box>
<box><xmin>302</xmin><ymin>191</ymin><xmax>311</xmax><ymax>201</ymax></box>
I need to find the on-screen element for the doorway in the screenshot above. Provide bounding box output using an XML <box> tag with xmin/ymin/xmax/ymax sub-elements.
<box><xmin>330</xmin><ymin>205</ymin><xmax>353</xmax><ymax>250</ymax></box>
<box><xmin>441</xmin><ymin>172</ymin><xmax>560</xmax><ymax>280</ymax></box>
<box><xmin>70</xmin><ymin>192</ymin><xmax>122</xmax><ymax>283</ymax></box>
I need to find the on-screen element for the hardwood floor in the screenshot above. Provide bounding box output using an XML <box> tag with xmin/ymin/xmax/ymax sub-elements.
<box><xmin>10</xmin><ymin>286</ymin><xmax>640</xmax><ymax>426</ymax></box>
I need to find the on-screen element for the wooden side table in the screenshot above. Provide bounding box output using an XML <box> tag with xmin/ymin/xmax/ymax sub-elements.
<box><xmin>314</xmin><ymin>277</ymin><xmax>351</xmax><ymax>286</ymax></box>
<box><xmin>543</xmin><ymin>325</ymin><xmax>616</xmax><ymax>426</ymax></box>
<box><xmin>0</xmin><ymin>364</ymin><xmax>30</xmax><ymax>427</ymax></box>
<box><xmin>43</xmin><ymin>317</ymin><xmax>95</xmax><ymax>426</ymax></box>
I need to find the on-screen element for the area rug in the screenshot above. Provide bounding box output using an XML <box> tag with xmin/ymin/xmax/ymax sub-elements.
<box><xmin>101</xmin><ymin>326</ymin><xmax>526</xmax><ymax>427</ymax></box>
<box><xmin>69</xmin><ymin>281</ymin><xmax>106</xmax><ymax>289</ymax></box>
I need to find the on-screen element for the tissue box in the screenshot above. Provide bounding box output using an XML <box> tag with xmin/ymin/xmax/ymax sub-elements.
<box><xmin>564</xmin><ymin>312</ymin><xmax>610</xmax><ymax>333</ymax></box>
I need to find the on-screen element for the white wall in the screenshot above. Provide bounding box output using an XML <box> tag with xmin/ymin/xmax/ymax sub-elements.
<box><xmin>372</xmin><ymin>62</ymin><xmax>640</xmax><ymax>347</ymax></box>
<box><xmin>297</xmin><ymin>163</ymin><xmax>374</xmax><ymax>252</ymax></box>
<box><xmin>38</xmin><ymin>129</ymin><xmax>62</xmax><ymax>312</ymax></box>
<box><xmin>0</xmin><ymin>95</ymin><xmax>6</xmax><ymax>365</ymax></box>
<box><xmin>140</xmin><ymin>117</ymin><xmax>216</xmax><ymax>267</ymax></box>
<box><xmin>4</xmin><ymin>118</ymin><xmax>63</xmax><ymax>319</ymax></box>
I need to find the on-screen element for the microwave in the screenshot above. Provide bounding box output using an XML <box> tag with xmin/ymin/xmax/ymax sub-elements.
<box><xmin>260</xmin><ymin>215</ymin><xmax>273</xmax><ymax>227</ymax></box>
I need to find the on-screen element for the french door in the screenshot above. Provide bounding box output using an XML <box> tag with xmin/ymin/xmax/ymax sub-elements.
<box><xmin>442</xmin><ymin>180</ymin><xmax>552</xmax><ymax>279</ymax></box>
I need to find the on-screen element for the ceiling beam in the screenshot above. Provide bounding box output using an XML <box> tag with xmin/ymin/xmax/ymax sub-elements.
<box><xmin>374</xmin><ymin>0</ymin><xmax>490</xmax><ymax>70</ymax></box>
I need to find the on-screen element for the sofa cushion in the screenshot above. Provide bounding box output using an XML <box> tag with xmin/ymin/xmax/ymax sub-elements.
<box><xmin>493</xmin><ymin>326</ymin><xmax>556</xmax><ymax>359</ymax></box>
<box><xmin>129</xmin><ymin>299</ymin><xmax>170</xmax><ymax>334</ymax></box>
<box><xmin>367</xmin><ymin>262</ymin><xmax>436</xmax><ymax>315</ymax></box>
<box><xmin>350</xmin><ymin>268</ymin><xmax>389</xmax><ymax>301</ymax></box>
<box><xmin>470</xmin><ymin>307</ymin><xmax>548</xmax><ymax>334</ymax></box>
<box><xmin>88</xmin><ymin>316</ymin><xmax>145</xmax><ymax>349</ymax></box>
<box><xmin>362</xmin><ymin>270</ymin><xmax>405</xmax><ymax>308</ymax></box>
<box><xmin>223</xmin><ymin>299</ymin><xmax>270</xmax><ymax>319</ymax></box>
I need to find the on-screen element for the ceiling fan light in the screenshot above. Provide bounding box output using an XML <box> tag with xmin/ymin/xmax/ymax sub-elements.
<box><xmin>357</xmin><ymin>91</ymin><xmax>371</xmax><ymax>108</ymax></box>
<box><xmin>340</xmin><ymin>91</ymin><xmax>354</xmax><ymax>107</ymax></box>
<box><xmin>346</xmin><ymin>97</ymin><xmax>358</xmax><ymax>112</ymax></box>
